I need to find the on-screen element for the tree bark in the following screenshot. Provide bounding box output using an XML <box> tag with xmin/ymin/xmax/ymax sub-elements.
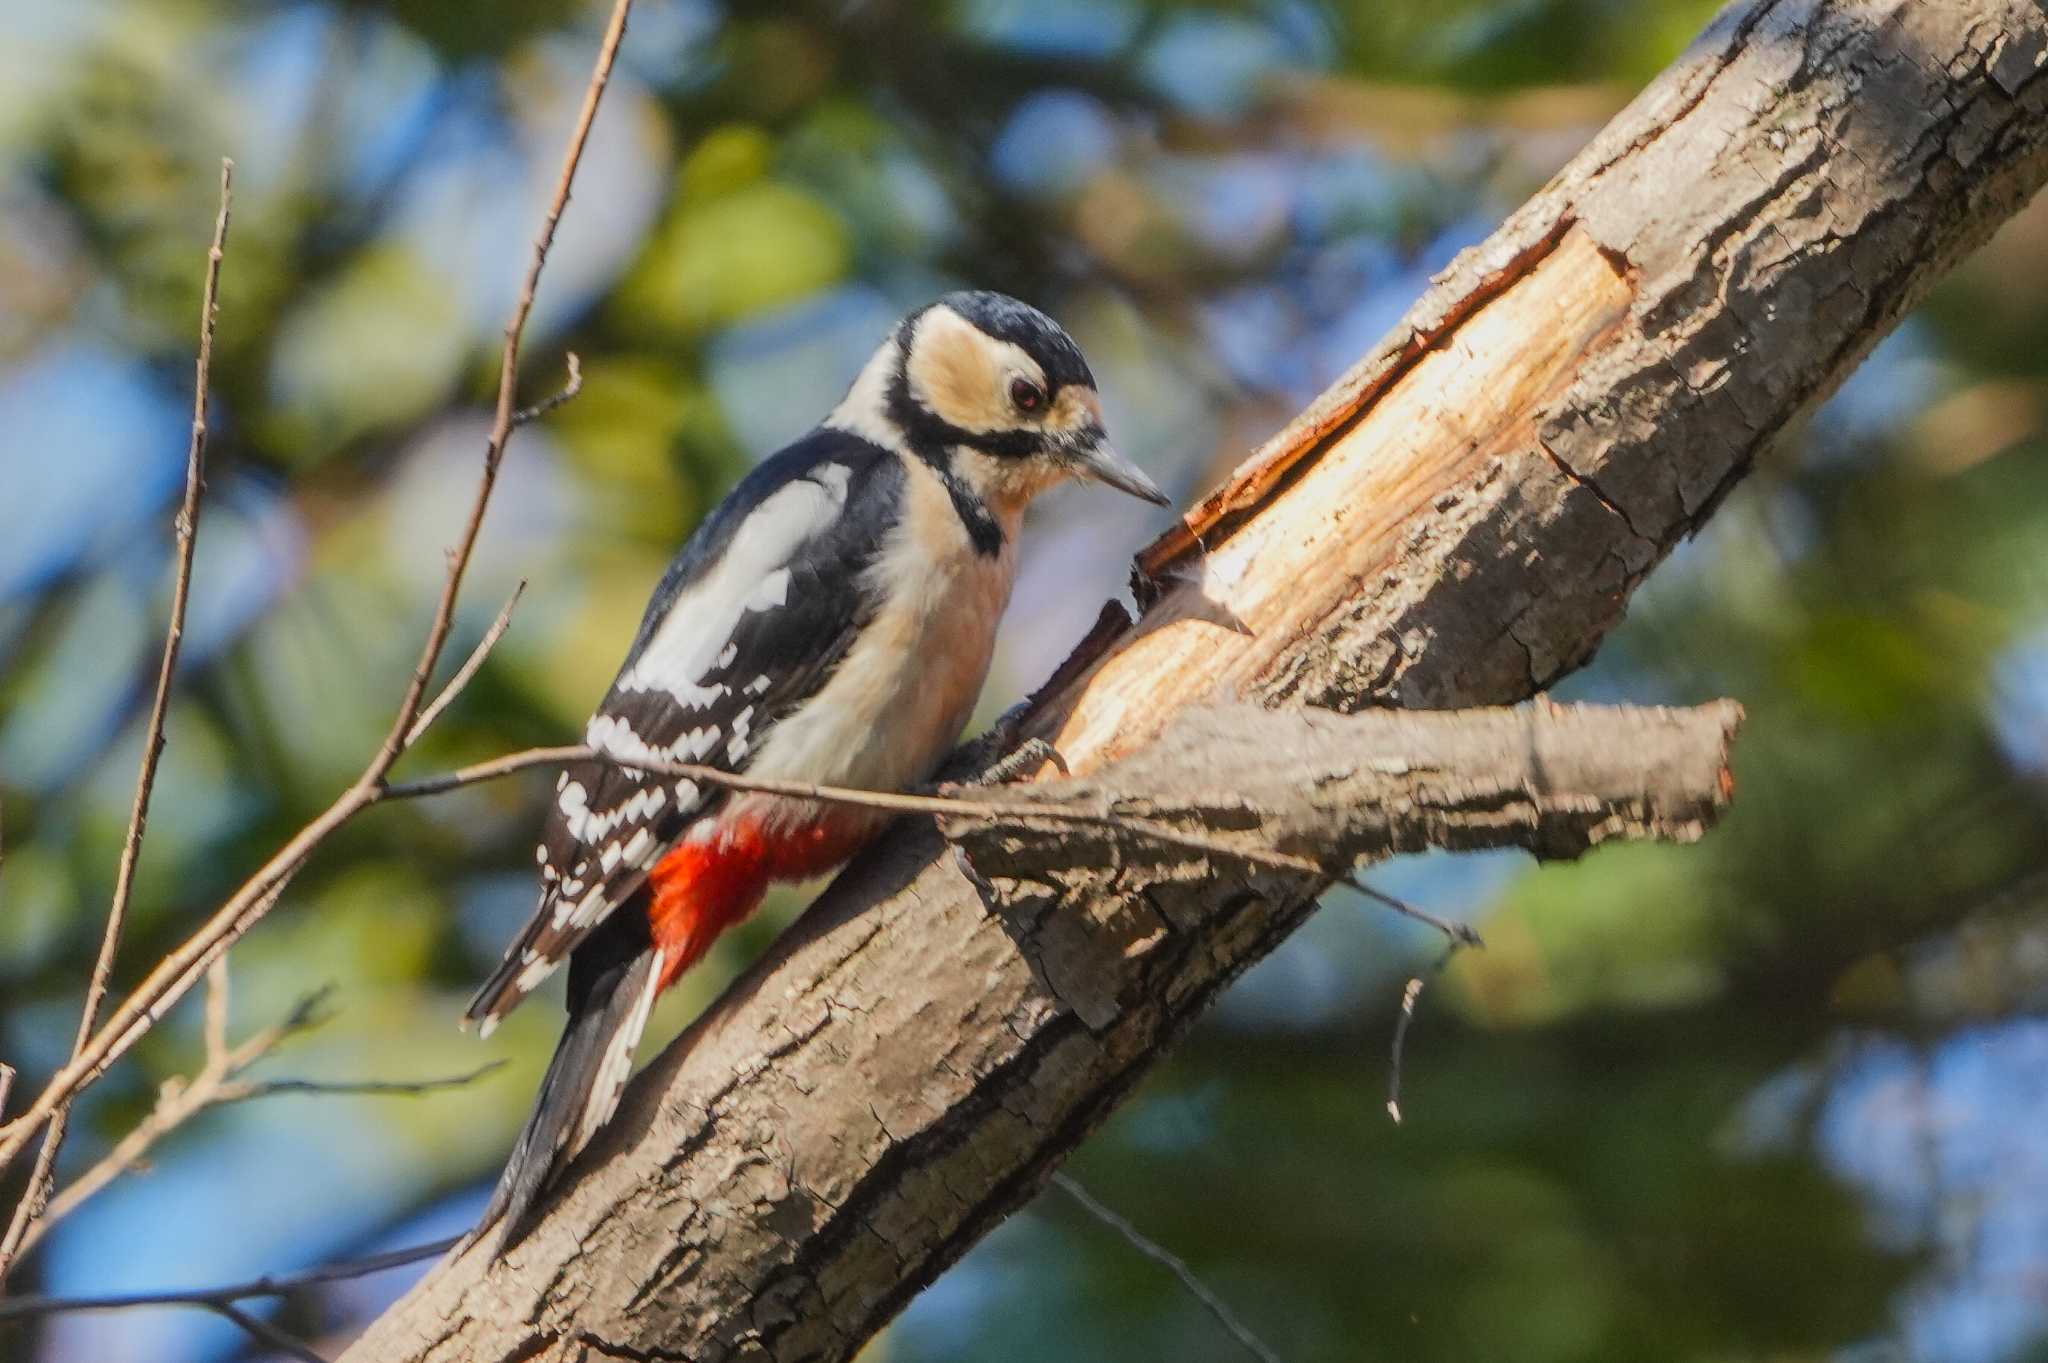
<box><xmin>346</xmin><ymin>2</ymin><xmax>2048</xmax><ymax>1359</ymax></box>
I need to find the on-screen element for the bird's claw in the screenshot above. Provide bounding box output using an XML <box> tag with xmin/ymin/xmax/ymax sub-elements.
<box><xmin>972</xmin><ymin>735</ymin><xmax>1066</xmax><ymax>787</ymax></box>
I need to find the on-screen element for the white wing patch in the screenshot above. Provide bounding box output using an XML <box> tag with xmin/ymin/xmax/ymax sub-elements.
<box><xmin>471</xmin><ymin>456</ymin><xmax>875</xmax><ymax>1036</ymax></box>
<box><xmin>555</xmin><ymin>767</ymin><xmax>669</xmax><ymax>846</ymax></box>
<box><xmin>620</xmin><ymin>476</ymin><xmax>846</xmax><ymax>703</ymax></box>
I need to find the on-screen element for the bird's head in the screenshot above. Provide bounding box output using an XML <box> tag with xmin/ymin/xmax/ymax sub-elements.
<box><xmin>866</xmin><ymin>291</ymin><xmax>1170</xmax><ymax>513</ymax></box>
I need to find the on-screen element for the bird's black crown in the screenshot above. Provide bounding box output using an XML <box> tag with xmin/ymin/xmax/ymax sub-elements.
<box><xmin>931</xmin><ymin>290</ymin><xmax>1097</xmax><ymax>393</ymax></box>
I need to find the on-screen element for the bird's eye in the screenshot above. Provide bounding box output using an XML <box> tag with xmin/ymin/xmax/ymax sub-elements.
<box><xmin>1009</xmin><ymin>377</ymin><xmax>1045</xmax><ymax>413</ymax></box>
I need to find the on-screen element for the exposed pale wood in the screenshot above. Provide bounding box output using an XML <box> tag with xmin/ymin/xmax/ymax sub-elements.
<box><xmin>1032</xmin><ymin>227</ymin><xmax>1635</xmax><ymax>771</ymax></box>
<box><xmin>344</xmin><ymin>3</ymin><xmax>2048</xmax><ymax>1359</ymax></box>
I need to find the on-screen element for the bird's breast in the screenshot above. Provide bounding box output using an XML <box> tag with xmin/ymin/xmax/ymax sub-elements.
<box><xmin>726</xmin><ymin>453</ymin><xmax>1017</xmax><ymax>842</ymax></box>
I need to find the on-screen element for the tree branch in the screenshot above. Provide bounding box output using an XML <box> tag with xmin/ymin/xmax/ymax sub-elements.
<box><xmin>1047</xmin><ymin>1174</ymin><xmax>1282</xmax><ymax>1363</ymax></box>
<box><xmin>0</xmin><ymin>159</ymin><xmax>234</xmax><ymax>1280</ymax></box>
<box><xmin>8</xmin><ymin>984</ymin><xmax>332</xmax><ymax>1263</ymax></box>
<box><xmin>0</xmin><ymin>1235</ymin><xmax>461</xmax><ymax>1363</ymax></box>
<box><xmin>0</xmin><ymin>0</ymin><xmax>632</xmax><ymax>1198</ymax></box>
<box><xmin>378</xmin><ymin>700</ymin><xmax>1732</xmax><ymax>978</ymax></box>
<box><xmin>404</xmin><ymin>581</ymin><xmax>526</xmax><ymax>748</ymax></box>
<box><xmin>0</xmin><ymin>1237</ymin><xmax>460</xmax><ymax>1322</ymax></box>
<box><xmin>342</xmin><ymin>4</ymin><xmax>2048</xmax><ymax>1359</ymax></box>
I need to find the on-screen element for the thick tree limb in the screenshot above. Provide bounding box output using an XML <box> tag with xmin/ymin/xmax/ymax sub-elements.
<box><xmin>347</xmin><ymin>3</ymin><xmax>2048</xmax><ymax>1359</ymax></box>
<box><xmin>955</xmin><ymin>699</ymin><xmax>1740</xmax><ymax>864</ymax></box>
<box><xmin>945</xmin><ymin>700</ymin><xmax>1740</xmax><ymax>1029</ymax></box>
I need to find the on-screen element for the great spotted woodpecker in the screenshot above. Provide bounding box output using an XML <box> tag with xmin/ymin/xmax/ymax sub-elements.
<box><xmin>467</xmin><ymin>291</ymin><xmax>1167</xmax><ymax>1243</ymax></box>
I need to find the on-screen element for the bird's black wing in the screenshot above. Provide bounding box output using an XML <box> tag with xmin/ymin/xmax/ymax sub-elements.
<box><xmin>466</xmin><ymin>430</ymin><xmax>904</xmax><ymax>1030</ymax></box>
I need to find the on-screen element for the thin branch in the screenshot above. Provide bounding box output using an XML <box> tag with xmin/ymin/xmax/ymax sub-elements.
<box><xmin>204</xmin><ymin>956</ymin><xmax>232</xmax><ymax>1064</ymax></box>
<box><xmin>511</xmin><ymin>352</ymin><xmax>584</xmax><ymax>427</ymax></box>
<box><xmin>0</xmin><ymin>158</ymin><xmax>234</xmax><ymax>1282</ymax></box>
<box><xmin>10</xmin><ymin>991</ymin><xmax>331</xmax><ymax>1261</ymax></box>
<box><xmin>365</xmin><ymin>0</ymin><xmax>630</xmax><ymax>776</ymax></box>
<box><xmin>381</xmin><ymin>743</ymin><xmax>1483</xmax><ymax>945</ymax></box>
<box><xmin>405</xmin><ymin>581</ymin><xmax>526</xmax><ymax>747</ymax></box>
<box><xmin>1386</xmin><ymin>938</ymin><xmax>1466</xmax><ymax>1123</ymax></box>
<box><xmin>207</xmin><ymin>1300</ymin><xmax>327</xmax><ymax>1363</ymax></box>
<box><xmin>1386</xmin><ymin>976</ymin><xmax>1426</xmax><ymax>1125</ymax></box>
<box><xmin>231</xmin><ymin>1060</ymin><xmax>506</xmax><ymax>1103</ymax></box>
<box><xmin>0</xmin><ymin>0</ymin><xmax>635</xmax><ymax>1188</ymax></box>
<box><xmin>1345</xmin><ymin>881</ymin><xmax>1484</xmax><ymax>948</ymax></box>
<box><xmin>0</xmin><ymin>1236</ymin><xmax>460</xmax><ymax>1322</ymax></box>
<box><xmin>1049</xmin><ymin>1174</ymin><xmax>1284</xmax><ymax>1363</ymax></box>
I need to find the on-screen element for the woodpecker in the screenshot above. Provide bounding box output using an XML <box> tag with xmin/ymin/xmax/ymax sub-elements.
<box><xmin>467</xmin><ymin>291</ymin><xmax>1168</xmax><ymax>1243</ymax></box>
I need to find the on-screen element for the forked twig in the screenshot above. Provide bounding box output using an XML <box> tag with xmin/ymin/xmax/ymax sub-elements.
<box><xmin>405</xmin><ymin>582</ymin><xmax>526</xmax><ymax>746</ymax></box>
<box><xmin>0</xmin><ymin>1233</ymin><xmax>463</xmax><ymax>1362</ymax></box>
<box><xmin>0</xmin><ymin>0</ymin><xmax>632</xmax><ymax>1191</ymax></box>
<box><xmin>208</xmin><ymin>1301</ymin><xmax>325</xmax><ymax>1363</ymax></box>
<box><xmin>11</xmin><ymin>983</ymin><xmax>495</xmax><ymax>1268</ymax></box>
<box><xmin>12</xmin><ymin>984</ymin><xmax>332</xmax><ymax>1261</ymax></box>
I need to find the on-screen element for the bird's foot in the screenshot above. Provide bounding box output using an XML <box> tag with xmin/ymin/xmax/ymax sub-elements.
<box><xmin>970</xmin><ymin>735</ymin><xmax>1067</xmax><ymax>788</ymax></box>
<box><xmin>934</xmin><ymin>702</ymin><xmax>1067</xmax><ymax>788</ymax></box>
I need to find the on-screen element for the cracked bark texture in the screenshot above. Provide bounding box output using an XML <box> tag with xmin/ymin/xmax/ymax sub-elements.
<box><xmin>944</xmin><ymin>700</ymin><xmax>1741</xmax><ymax>1029</ymax></box>
<box><xmin>346</xmin><ymin>3</ymin><xmax>2048</xmax><ymax>1359</ymax></box>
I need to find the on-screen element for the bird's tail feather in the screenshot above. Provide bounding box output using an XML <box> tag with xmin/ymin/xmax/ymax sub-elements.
<box><xmin>474</xmin><ymin>941</ymin><xmax>664</xmax><ymax>1252</ymax></box>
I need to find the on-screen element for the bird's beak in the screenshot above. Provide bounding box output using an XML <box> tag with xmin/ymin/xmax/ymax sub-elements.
<box><xmin>1068</xmin><ymin>425</ymin><xmax>1171</xmax><ymax>506</ymax></box>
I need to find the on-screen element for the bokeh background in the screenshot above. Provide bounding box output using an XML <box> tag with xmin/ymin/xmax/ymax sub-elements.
<box><xmin>5</xmin><ymin>0</ymin><xmax>2048</xmax><ymax>1359</ymax></box>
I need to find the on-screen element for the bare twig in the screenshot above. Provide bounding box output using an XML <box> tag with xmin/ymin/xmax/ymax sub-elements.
<box><xmin>1384</xmin><ymin>978</ymin><xmax>1433</xmax><ymax>1121</ymax></box>
<box><xmin>405</xmin><ymin>582</ymin><xmax>526</xmax><ymax>746</ymax></box>
<box><xmin>365</xmin><ymin>3</ymin><xmax>628</xmax><ymax>779</ymax></box>
<box><xmin>0</xmin><ymin>159</ymin><xmax>235</xmax><ymax>1281</ymax></box>
<box><xmin>208</xmin><ymin>1300</ymin><xmax>326</xmax><ymax>1363</ymax></box>
<box><xmin>1347</xmin><ymin>881</ymin><xmax>1483</xmax><ymax>948</ymax></box>
<box><xmin>10</xmin><ymin>990</ymin><xmax>331</xmax><ymax>1261</ymax></box>
<box><xmin>0</xmin><ymin>1236</ymin><xmax>459</xmax><ymax>1322</ymax></box>
<box><xmin>204</xmin><ymin>957</ymin><xmax>232</xmax><ymax>1063</ymax></box>
<box><xmin>232</xmin><ymin>1060</ymin><xmax>506</xmax><ymax>1103</ymax></box>
<box><xmin>9</xmin><ymin>985</ymin><xmax>467</xmax><ymax>1258</ymax></box>
<box><xmin>1386</xmin><ymin>941</ymin><xmax>1465</xmax><ymax>1123</ymax></box>
<box><xmin>0</xmin><ymin>0</ymin><xmax>635</xmax><ymax>1188</ymax></box>
<box><xmin>511</xmin><ymin>352</ymin><xmax>584</xmax><ymax>427</ymax></box>
<box><xmin>1050</xmin><ymin>1174</ymin><xmax>1283</xmax><ymax>1363</ymax></box>
<box><xmin>1386</xmin><ymin>977</ymin><xmax>1426</xmax><ymax>1125</ymax></box>
<box><xmin>4</xmin><ymin>1031</ymin><xmax>491</xmax><ymax>1317</ymax></box>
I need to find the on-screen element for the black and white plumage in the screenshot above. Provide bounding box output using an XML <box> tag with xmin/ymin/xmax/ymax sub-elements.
<box><xmin>467</xmin><ymin>291</ymin><xmax>1168</xmax><ymax>1247</ymax></box>
<box><xmin>465</xmin><ymin>436</ymin><xmax>900</xmax><ymax>1033</ymax></box>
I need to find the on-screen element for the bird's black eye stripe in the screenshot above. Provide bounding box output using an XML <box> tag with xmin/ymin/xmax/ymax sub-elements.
<box><xmin>1009</xmin><ymin>377</ymin><xmax>1045</xmax><ymax>413</ymax></box>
